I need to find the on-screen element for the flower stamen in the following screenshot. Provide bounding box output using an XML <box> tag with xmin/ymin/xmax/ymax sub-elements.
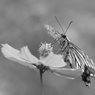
<box><xmin>38</xmin><ymin>42</ymin><xmax>53</xmax><ymax>58</ymax></box>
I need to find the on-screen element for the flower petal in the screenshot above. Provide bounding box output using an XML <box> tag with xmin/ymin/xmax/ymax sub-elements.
<box><xmin>41</xmin><ymin>53</ymin><xmax>67</xmax><ymax>67</ymax></box>
<box><xmin>22</xmin><ymin>46</ymin><xmax>39</xmax><ymax>64</ymax></box>
<box><xmin>1</xmin><ymin>44</ymin><xmax>39</xmax><ymax>68</ymax></box>
<box><xmin>50</xmin><ymin>67</ymin><xmax>83</xmax><ymax>79</ymax></box>
<box><xmin>39</xmin><ymin>52</ymin><xmax>54</xmax><ymax>64</ymax></box>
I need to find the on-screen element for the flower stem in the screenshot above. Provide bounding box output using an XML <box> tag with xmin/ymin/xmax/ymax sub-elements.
<box><xmin>40</xmin><ymin>70</ymin><xmax>44</xmax><ymax>95</ymax></box>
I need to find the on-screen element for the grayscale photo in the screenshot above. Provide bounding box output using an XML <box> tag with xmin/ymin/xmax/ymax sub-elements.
<box><xmin>0</xmin><ymin>0</ymin><xmax>95</xmax><ymax>95</ymax></box>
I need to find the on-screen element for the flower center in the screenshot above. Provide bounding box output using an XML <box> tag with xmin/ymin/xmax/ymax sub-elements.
<box><xmin>38</xmin><ymin>42</ymin><xmax>53</xmax><ymax>58</ymax></box>
<box><xmin>34</xmin><ymin>63</ymin><xmax>49</xmax><ymax>73</ymax></box>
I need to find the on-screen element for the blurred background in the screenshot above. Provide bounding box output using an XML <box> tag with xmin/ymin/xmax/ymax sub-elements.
<box><xmin>0</xmin><ymin>0</ymin><xmax>95</xmax><ymax>95</ymax></box>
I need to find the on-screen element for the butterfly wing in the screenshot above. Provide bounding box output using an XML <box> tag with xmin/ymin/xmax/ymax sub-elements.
<box><xmin>45</xmin><ymin>24</ymin><xmax>61</xmax><ymax>42</ymax></box>
<box><xmin>69</xmin><ymin>42</ymin><xmax>95</xmax><ymax>70</ymax></box>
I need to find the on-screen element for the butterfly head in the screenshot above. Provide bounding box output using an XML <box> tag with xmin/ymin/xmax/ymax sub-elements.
<box><xmin>38</xmin><ymin>42</ymin><xmax>53</xmax><ymax>58</ymax></box>
<box><xmin>61</xmin><ymin>34</ymin><xmax>66</xmax><ymax>39</ymax></box>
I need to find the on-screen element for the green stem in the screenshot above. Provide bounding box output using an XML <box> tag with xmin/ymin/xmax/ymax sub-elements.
<box><xmin>40</xmin><ymin>70</ymin><xmax>44</xmax><ymax>95</ymax></box>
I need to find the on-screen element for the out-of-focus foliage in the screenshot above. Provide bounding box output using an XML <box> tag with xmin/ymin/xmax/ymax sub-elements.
<box><xmin>0</xmin><ymin>0</ymin><xmax>95</xmax><ymax>95</ymax></box>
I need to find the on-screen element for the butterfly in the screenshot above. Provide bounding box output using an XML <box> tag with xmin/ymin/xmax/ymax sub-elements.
<box><xmin>45</xmin><ymin>16</ymin><xmax>95</xmax><ymax>87</ymax></box>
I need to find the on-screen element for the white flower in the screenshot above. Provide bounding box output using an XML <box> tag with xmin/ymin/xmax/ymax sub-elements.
<box><xmin>1</xmin><ymin>43</ymin><xmax>83</xmax><ymax>79</ymax></box>
<box><xmin>1</xmin><ymin>44</ymin><xmax>39</xmax><ymax>69</ymax></box>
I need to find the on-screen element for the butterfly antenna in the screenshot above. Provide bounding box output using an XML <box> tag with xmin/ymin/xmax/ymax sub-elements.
<box><xmin>54</xmin><ymin>16</ymin><xmax>65</xmax><ymax>34</ymax></box>
<box><xmin>64</xmin><ymin>21</ymin><xmax>73</xmax><ymax>35</ymax></box>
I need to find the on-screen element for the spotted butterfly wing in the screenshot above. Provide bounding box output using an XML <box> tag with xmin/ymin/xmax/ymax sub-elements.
<box><xmin>45</xmin><ymin>24</ymin><xmax>95</xmax><ymax>87</ymax></box>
